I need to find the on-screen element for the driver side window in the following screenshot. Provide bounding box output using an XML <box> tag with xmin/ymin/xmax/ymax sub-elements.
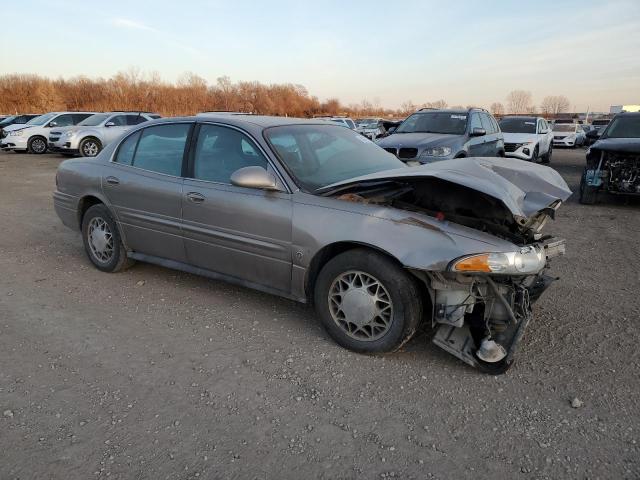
<box><xmin>469</xmin><ymin>114</ymin><xmax>483</xmax><ymax>131</ymax></box>
<box><xmin>193</xmin><ymin>125</ymin><xmax>268</xmax><ymax>184</ymax></box>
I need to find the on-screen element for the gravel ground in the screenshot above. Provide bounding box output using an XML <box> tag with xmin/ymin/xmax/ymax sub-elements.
<box><xmin>0</xmin><ymin>148</ymin><xmax>638</xmax><ymax>480</ymax></box>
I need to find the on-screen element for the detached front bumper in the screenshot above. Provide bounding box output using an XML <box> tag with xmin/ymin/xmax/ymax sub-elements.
<box><xmin>429</xmin><ymin>237</ymin><xmax>565</xmax><ymax>373</ymax></box>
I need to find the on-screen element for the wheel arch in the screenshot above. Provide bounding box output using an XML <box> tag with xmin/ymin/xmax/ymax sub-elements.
<box><xmin>77</xmin><ymin>194</ymin><xmax>112</xmax><ymax>229</ymax></box>
<box><xmin>304</xmin><ymin>241</ymin><xmax>429</xmax><ymax>305</ymax></box>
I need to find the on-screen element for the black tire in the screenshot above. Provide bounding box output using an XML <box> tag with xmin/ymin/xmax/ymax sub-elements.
<box><xmin>541</xmin><ymin>144</ymin><xmax>552</xmax><ymax>164</ymax></box>
<box><xmin>79</xmin><ymin>137</ymin><xmax>102</xmax><ymax>157</ymax></box>
<box><xmin>314</xmin><ymin>249</ymin><xmax>423</xmax><ymax>353</ymax></box>
<box><xmin>27</xmin><ymin>136</ymin><xmax>47</xmax><ymax>154</ymax></box>
<box><xmin>579</xmin><ymin>168</ymin><xmax>598</xmax><ymax>205</ymax></box>
<box><xmin>530</xmin><ymin>146</ymin><xmax>539</xmax><ymax>163</ymax></box>
<box><xmin>81</xmin><ymin>204</ymin><xmax>133</xmax><ymax>272</ymax></box>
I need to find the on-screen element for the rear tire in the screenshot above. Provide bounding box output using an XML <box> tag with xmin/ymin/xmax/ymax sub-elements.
<box><xmin>579</xmin><ymin>168</ymin><xmax>598</xmax><ymax>205</ymax></box>
<box><xmin>81</xmin><ymin>204</ymin><xmax>133</xmax><ymax>272</ymax></box>
<box><xmin>27</xmin><ymin>136</ymin><xmax>47</xmax><ymax>154</ymax></box>
<box><xmin>314</xmin><ymin>249</ymin><xmax>423</xmax><ymax>353</ymax></box>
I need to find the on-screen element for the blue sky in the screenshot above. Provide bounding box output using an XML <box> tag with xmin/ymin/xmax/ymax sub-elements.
<box><xmin>2</xmin><ymin>0</ymin><xmax>639</xmax><ymax>111</ymax></box>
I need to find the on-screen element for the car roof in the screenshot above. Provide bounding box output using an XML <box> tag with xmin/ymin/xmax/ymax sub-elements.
<box><xmin>501</xmin><ymin>115</ymin><xmax>538</xmax><ymax>121</ymax></box>
<box><xmin>159</xmin><ymin>114</ymin><xmax>339</xmax><ymax>128</ymax></box>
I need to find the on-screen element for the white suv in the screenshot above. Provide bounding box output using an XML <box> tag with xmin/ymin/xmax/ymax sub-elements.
<box><xmin>0</xmin><ymin>112</ymin><xmax>95</xmax><ymax>154</ymax></box>
<box><xmin>48</xmin><ymin>112</ymin><xmax>160</xmax><ymax>157</ymax></box>
<box><xmin>498</xmin><ymin>116</ymin><xmax>554</xmax><ymax>163</ymax></box>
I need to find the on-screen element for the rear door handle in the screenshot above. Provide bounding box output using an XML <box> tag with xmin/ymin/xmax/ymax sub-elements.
<box><xmin>105</xmin><ymin>176</ymin><xmax>120</xmax><ymax>186</ymax></box>
<box><xmin>186</xmin><ymin>192</ymin><xmax>205</xmax><ymax>203</ymax></box>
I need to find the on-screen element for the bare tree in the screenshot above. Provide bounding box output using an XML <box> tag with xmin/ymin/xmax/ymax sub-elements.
<box><xmin>540</xmin><ymin>95</ymin><xmax>571</xmax><ymax>115</ymax></box>
<box><xmin>421</xmin><ymin>99</ymin><xmax>447</xmax><ymax>109</ymax></box>
<box><xmin>400</xmin><ymin>100</ymin><xmax>416</xmax><ymax>116</ymax></box>
<box><xmin>490</xmin><ymin>102</ymin><xmax>505</xmax><ymax>116</ymax></box>
<box><xmin>506</xmin><ymin>90</ymin><xmax>533</xmax><ymax>114</ymax></box>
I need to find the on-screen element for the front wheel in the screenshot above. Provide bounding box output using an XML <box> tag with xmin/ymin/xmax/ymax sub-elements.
<box><xmin>541</xmin><ymin>144</ymin><xmax>552</xmax><ymax>164</ymax></box>
<box><xmin>314</xmin><ymin>249</ymin><xmax>423</xmax><ymax>353</ymax></box>
<box><xmin>530</xmin><ymin>146</ymin><xmax>539</xmax><ymax>163</ymax></box>
<box><xmin>80</xmin><ymin>137</ymin><xmax>102</xmax><ymax>157</ymax></box>
<box><xmin>579</xmin><ymin>168</ymin><xmax>598</xmax><ymax>205</ymax></box>
<box><xmin>81</xmin><ymin>204</ymin><xmax>133</xmax><ymax>272</ymax></box>
<box><xmin>27</xmin><ymin>136</ymin><xmax>47</xmax><ymax>154</ymax></box>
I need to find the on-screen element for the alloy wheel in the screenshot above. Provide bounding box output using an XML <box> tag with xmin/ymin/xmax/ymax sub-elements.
<box><xmin>328</xmin><ymin>271</ymin><xmax>393</xmax><ymax>341</ymax></box>
<box><xmin>83</xmin><ymin>141</ymin><xmax>99</xmax><ymax>157</ymax></box>
<box><xmin>31</xmin><ymin>138</ymin><xmax>46</xmax><ymax>153</ymax></box>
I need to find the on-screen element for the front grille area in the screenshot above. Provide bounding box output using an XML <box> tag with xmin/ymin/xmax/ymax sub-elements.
<box><xmin>505</xmin><ymin>143</ymin><xmax>518</xmax><ymax>152</ymax></box>
<box><xmin>383</xmin><ymin>147</ymin><xmax>397</xmax><ymax>155</ymax></box>
<box><xmin>398</xmin><ymin>148</ymin><xmax>418</xmax><ymax>159</ymax></box>
<box><xmin>554</xmin><ymin>136</ymin><xmax>567</xmax><ymax>140</ymax></box>
<box><xmin>49</xmin><ymin>136</ymin><xmax>60</xmax><ymax>142</ymax></box>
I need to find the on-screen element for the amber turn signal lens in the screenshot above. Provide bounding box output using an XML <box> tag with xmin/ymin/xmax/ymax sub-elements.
<box><xmin>452</xmin><ymin>254</ymin><xmax>492</xmax><ymax>272</ymax></box>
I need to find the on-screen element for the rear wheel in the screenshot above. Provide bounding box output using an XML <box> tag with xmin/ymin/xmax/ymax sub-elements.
<box><xmin>80</xmin><ymin>137</ymin><xmax>102</xmax><ymax>157</ymax></box>
<box><xmin>81</xmin><ymin>204</ymin><xmax>133</xmax><ymax>272</ymax></box>
<box><xmin>314</xmin><ymin>249</ymin><xmax>423</xmax><ymax>353</ymax></box>
<box><xmin>27</xmin><ymin>136</ymin><xmax>47</xmax><ymax>154</ymax></box>
<box><xmin>579</xmin><ymin>168</ymin><xmax>598</xmax><ymax>205</ymax></box>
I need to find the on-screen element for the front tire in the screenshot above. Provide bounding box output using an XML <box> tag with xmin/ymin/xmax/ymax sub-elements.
<box><xmin>80</xmin><ymin>137</ymin><xmax>102</xmax><ymax>157</ymax></box>
<box><xmin>541</xmin><ymin>144</ymin><xmax>552</xmax><ymax>164</ymax></box>
<box><xmin>81</xmin><ymin>204</ymin><xmax>133</xmax><ymax>272</ymax></box>
<box><xmin>579</xmin><ymin>168</ymin><xmax>598</xmax><ymax>205</ymax></box>
<box><xmin>314</xmin><ymin>249</ymin><xmax>423</xmax><ymax>353</ymax></box>
<box><xmin>531</xmin><ymin>146</ymin><xmax>539</xmax><ymax>163</ymax></box>
<box><xmin>27</xmin><ymin>136</ymin><xmax>47</xmax><ymax>154</ymax></box>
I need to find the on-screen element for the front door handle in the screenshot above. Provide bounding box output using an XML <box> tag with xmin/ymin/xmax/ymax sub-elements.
<box><xmin>186</xmin><ymin>192</ymin><xmax>205</xmax><ymax>203</ymax></box>
<box><xmin>105</xmin><ymin>176</ymin><xmax>120</xmax><ymax>186</ymax></box>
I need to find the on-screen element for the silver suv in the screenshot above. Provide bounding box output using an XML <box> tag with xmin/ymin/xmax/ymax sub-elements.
<box><xmin>49</xmin><ymin>112</ymin><xmax>160</xmax><ymax>157</ymax></box>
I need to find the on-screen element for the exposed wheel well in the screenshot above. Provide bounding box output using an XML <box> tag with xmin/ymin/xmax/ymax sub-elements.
<box><xmin>304</xmin><ymin>242</ymin><xmax>430</xmax><ymax>308</ymax></box>
<box><xmin>77</xmin><ymin>195</ymin><xmax>103</xmax><ymax>229</ymax></box>
<box><xmin>454</xmin><ymin>152</ymin><xmax>467</xmax><ymax>158</ymax></box>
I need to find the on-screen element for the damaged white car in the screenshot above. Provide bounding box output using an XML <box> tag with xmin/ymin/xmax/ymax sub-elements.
<box><xmin>53</xmin><ymin>116</ymin><xmax>571</xmax><ymax>374</ymax></box>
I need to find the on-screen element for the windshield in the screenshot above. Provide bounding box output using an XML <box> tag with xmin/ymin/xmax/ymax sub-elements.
<box><xmin>0</xmin><ymin>115</ymin><xmax>17</xmax><ymax>125</ymax></box>
<box><xmin>78</xmin><ymin>113</ymin><xmax>109</xmax><ymax>126</ymax></box>
<box><xmin>27</xmin><ymin>113</ymin><xmax>57</xmax><ymax>126</ymax></box>
<box><xmin>602</xmin><ymin>116</ymin><xmax>640</xmax><ymax>139</ymax></box>
<box><xmin>552</xmin><ymin>124</ymin><xmax>577</xmax><ymax>132</ymax></box>
<box><xmin>396</xmin><ymin>112</ymin><xmax>467</xmax><ymax>135</ymax></box>
<box><xmin>499</xmin><ymin>117</ymin><xmax>537</xmax><ymax>134</ymax></box>
<box><xmin>265</xmin><ymin>124</ymin><xmax>405</xmax><ymax>192</ymax></box>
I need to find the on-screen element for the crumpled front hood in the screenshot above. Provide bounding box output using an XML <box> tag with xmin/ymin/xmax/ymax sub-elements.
<box><xmin>377</xmin><ymin>132</ymin><xmax>459</xmax><ymax>149</ymax></box>
<box><xmin>321</xmin><ymin>157</ymin><xmax>572</xmax><ymax>221</ymax></box>
<box><xmin>591</xmin><ymin>138</ymin><xmax>640</xmax><ymax>154</ymax></box>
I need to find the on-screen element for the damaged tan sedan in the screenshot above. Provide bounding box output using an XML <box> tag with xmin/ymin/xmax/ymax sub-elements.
<box><xmin>53</xmin><ymin>115</ymin><xmax>571</xmax><ymax>373</ymax></box>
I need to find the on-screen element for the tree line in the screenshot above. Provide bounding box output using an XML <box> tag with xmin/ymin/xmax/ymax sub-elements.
<box><xmin>0</xmin><ymin>71</ymin><xmax>572</xmax><ymax>119</ymax></box>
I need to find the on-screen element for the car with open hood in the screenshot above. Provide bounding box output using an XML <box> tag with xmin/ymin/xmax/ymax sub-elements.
<box><xmin>499</xmin><ymin>116</ymin><xmax>554</xmax><ymax>163</ymax></box>
<box><xmin>376</xmin><ymin>108</ymin><xmax>505</xmax><ymax>163</ymax></box>
<box><xmin>53</xmin><ymin>115</ymin><xmax>570</xmax><ymax>374</ymax></box>
<box><xmin>0</xmin><ymin>112</ymin><xmax>95</xmax><ymax>154</ymax></box>
<box><xmin>580</xmin><ymin>112</ymin><xmax>640</xmax><ymax>204</ymax></box>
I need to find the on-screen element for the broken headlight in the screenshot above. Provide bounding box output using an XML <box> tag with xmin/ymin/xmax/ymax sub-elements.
<box><xmin>449</xmin><ymin>246</ymin><xmax>545</xmax><ymax>275</ymax></box>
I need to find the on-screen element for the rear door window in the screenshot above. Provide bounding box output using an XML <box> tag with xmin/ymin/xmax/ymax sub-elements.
<box><xmin>131</xmin><ymin>123</ymin><xmax>190</xmax><ymax>176</ymax></box>
<box><xmin>126</xmin><ymin>114</ymin><xmax>148</xmax><ymax>126</ymax></box>
<box><xmin>114</xmin><ymin>131</ymin><xmax>141</xmax><ymax>166</ymax></box>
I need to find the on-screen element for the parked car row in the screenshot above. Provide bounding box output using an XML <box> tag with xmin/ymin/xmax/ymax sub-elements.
<box><xmin>0</xmin><ymin>111</ymin><xmax>160</xmax><ymax>156</ymax></box>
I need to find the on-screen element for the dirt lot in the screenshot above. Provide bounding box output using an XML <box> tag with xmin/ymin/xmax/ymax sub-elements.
<box><xmin>0</xmin><ymin>148</ymin><xmax>638</xmax><ymax>480</ymax></box>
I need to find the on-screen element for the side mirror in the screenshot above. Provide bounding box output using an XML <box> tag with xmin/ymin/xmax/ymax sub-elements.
<box><xmin>230</xmin><ymin>166</ymin><xmax>281</xmax><ymax>191</ymax></box>
<box><xmin>471</xmin><ymin>127</ymin><xmax>486</xmax><ymax>137</ymax></box>
<box><xmin>49</xmin><ymin>121</ymin><xmax>57</xmax><ymax>127</ymax></box>
<box><xmin>105</xmin><ymin>122</ymin><xmax>115</xmax><ymax>127</ymax></box>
